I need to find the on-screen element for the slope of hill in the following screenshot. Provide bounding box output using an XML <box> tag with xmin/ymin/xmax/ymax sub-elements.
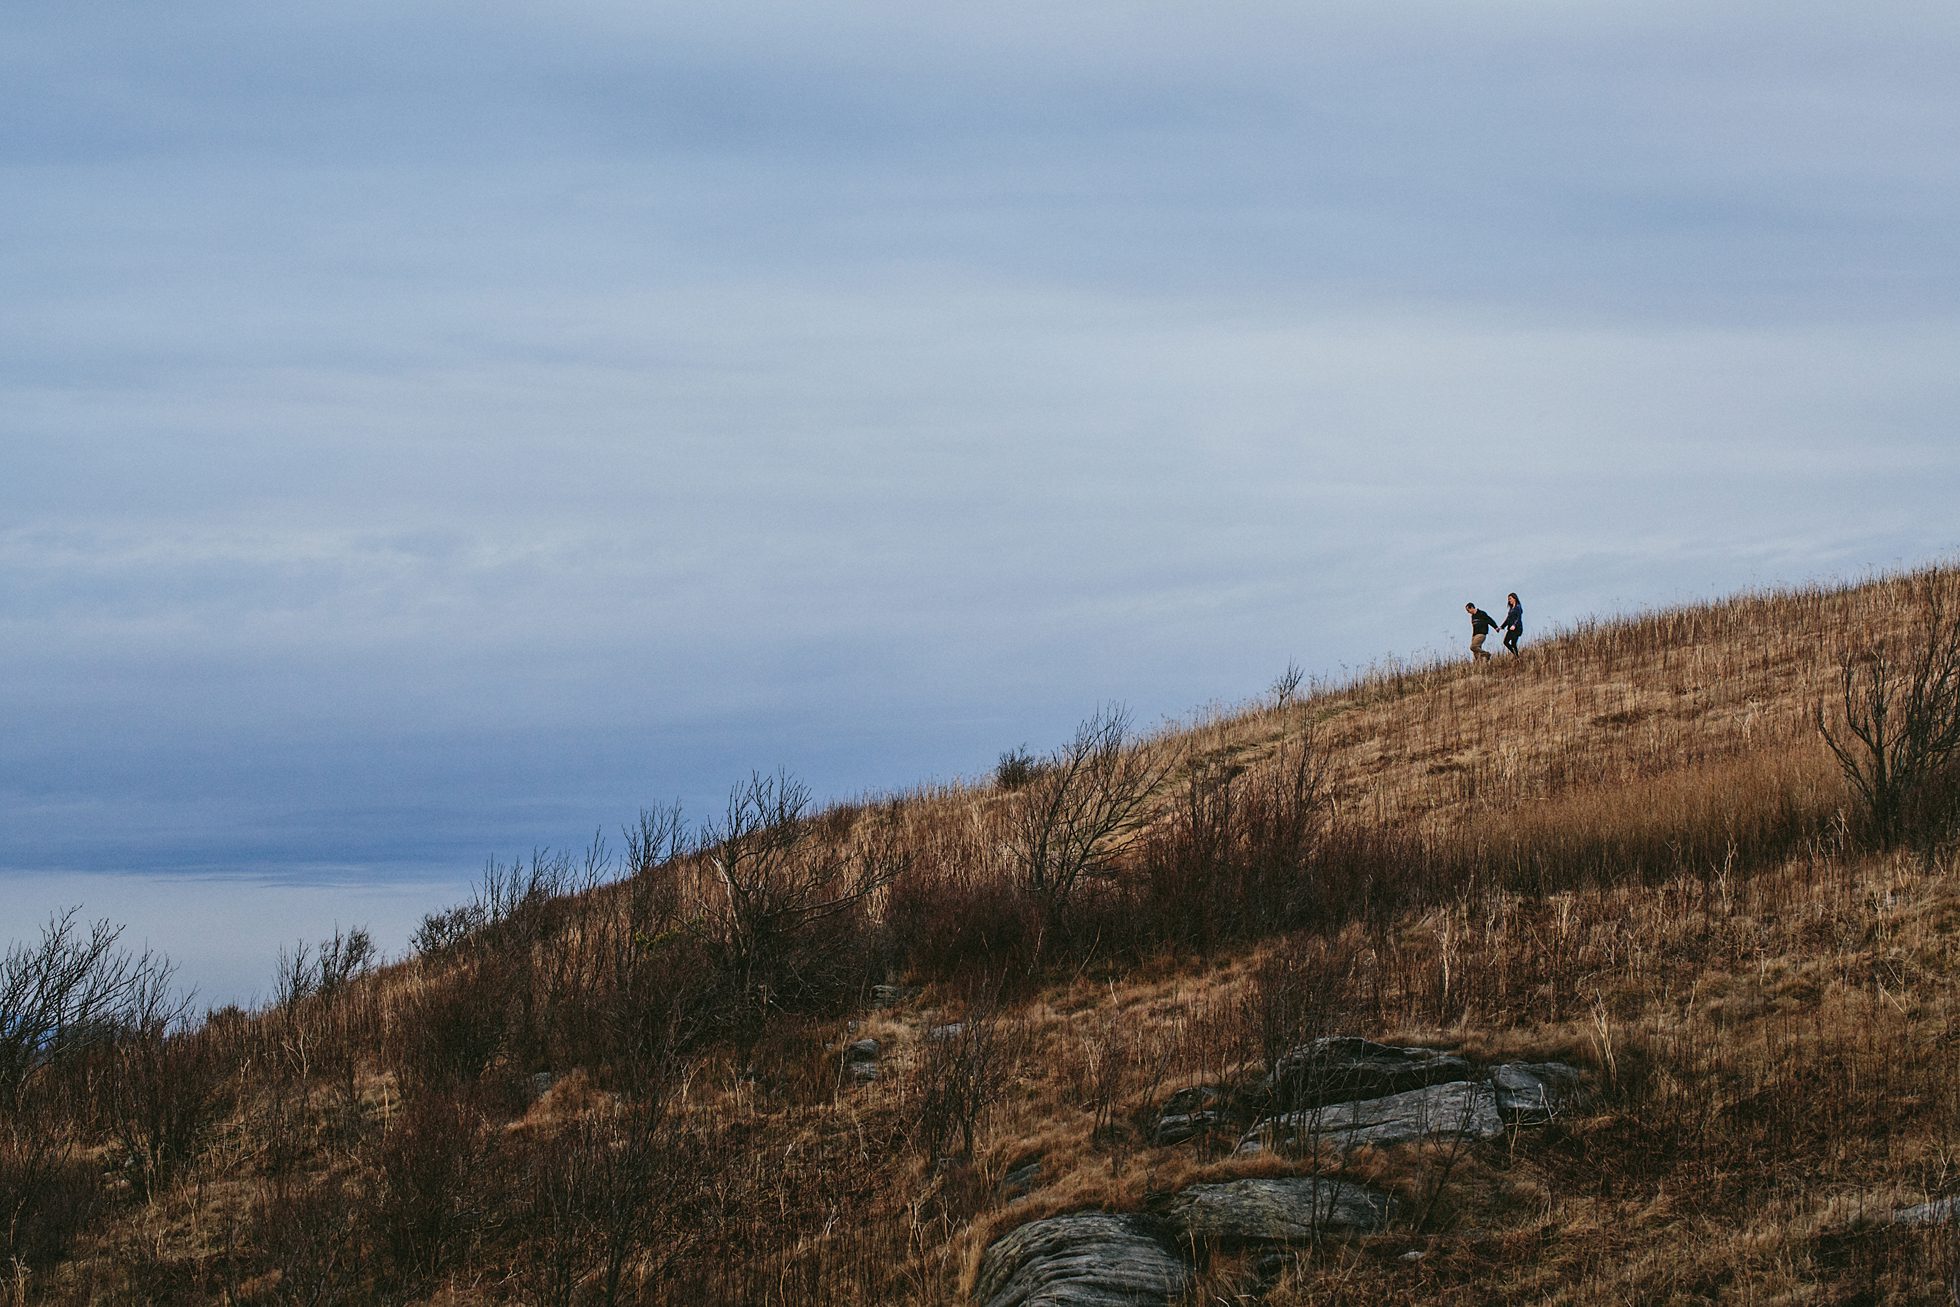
<box><xmin>6</xmin><ymin>568</ymin><xmax>1959</xmax><ymax>1303</ymax></box>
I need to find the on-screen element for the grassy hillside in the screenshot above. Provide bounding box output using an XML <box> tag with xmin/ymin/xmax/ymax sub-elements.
<box><xmin>7</xmin><ymin>568</ymin><xmax>1960</xmax><ymax>1304</ymax></box>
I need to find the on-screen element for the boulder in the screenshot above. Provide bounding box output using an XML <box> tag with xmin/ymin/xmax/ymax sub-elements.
<box><xmin>975</xmin><ymin>1213</ymin><xmax>1192</xmax><ymax>1307</ymax></box>
<box><xmin>843</xmin><ymin>1038</ymin><xmax>881</xmax><ymax>1084</ymax></box>
<box><xmin>1000</xmin><ymin>1158</ymin><xmax>1042</xmax><ymax>1199</ymax></box>
<box><xmin>1241</xmin><ymin>1080</ymin><xmax>1502</xmax><ymax>1154</ymax></box>
<box><xmin>1154</xmin><ymin>1085</ymin><xmax>1227</xmax><ymax>1144</ymax></box>
<box><xmin>1892</xmin><ymin>1196</ymin><xmax>1960</xmax><ymax>1227</ymax></box>
<box><xmin>1268</xmin><ymin>1037</ymin><xmax>1474</xmax><ymax>1109</ymax></box>
<box><xmin>1491</xmin><ymin>1062</ymin><xmax>1584</xmax><ymax>1123</ymax></box>
<box><xmin>1153</xmin><ymin>1111</ymin><xmax>1224</xmax><ymax>1146</ymax></box>
<box><xmin>871</xmin><ymin>983</ymin><xmax>920</xmax><ymax>1008</ymax></box>
<box><xmin>928</xmin><ymin>1022</ymin><xmax>968</xmax><ymax>1042</ymax></box>
<box><xmin>1167</xmin><ymin>1176</ymin><xmax>1395</xmax><ymax>1246</ymax></box>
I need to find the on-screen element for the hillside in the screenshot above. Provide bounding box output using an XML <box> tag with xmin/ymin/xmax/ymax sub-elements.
<box><xmin>6</xmin><ymin>568</ymin><xmax>1960</xmax><ymax>1304</ymax></box>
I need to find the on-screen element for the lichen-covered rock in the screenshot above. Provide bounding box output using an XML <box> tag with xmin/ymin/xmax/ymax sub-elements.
<box><xmin>870</xmin><ymin>983</ymin><xmax>920</xmax><ymax>1008</ymax></box>
<box><xmin>975</xmin><ymin>1213</ymin><xmax>1192</xmax><ymax>1307</ymax></box>
<box><xmin>1491</xmin><ymin>1061</ymin><xmax>1584</xmax><ymax>1123</ymax></box>
<box><xmin>1267</xmin><ymin>1037</ymin><xmax>1474</xmax><ymax>1109</ymax></box>
<box><xmin>1167</xmin><ymin>1176</ymin><xmax>1395</xmax><ymax>1246</ymax></box>
<box><xmin>1241</xmin><ymin>1080</ymin><xmax>1502</xmax><ymax>1154</ymax></box>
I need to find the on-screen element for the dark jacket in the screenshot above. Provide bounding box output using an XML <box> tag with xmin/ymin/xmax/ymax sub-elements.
<box><xmin>1469</xmin><ymin>608</ymin><xmax>1499</xmax><ymax>636</ymax></box>
<box><xmin>1503</xmin><ymin>602</ymin><xmax>1522</xmax><ymax>633</ymax></box>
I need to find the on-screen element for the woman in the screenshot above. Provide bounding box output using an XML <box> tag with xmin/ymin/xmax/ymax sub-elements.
<box><xmin>1502</xmin><ymin>592</ymin><xmax>1523</xmax><ymax>655</ymax></box>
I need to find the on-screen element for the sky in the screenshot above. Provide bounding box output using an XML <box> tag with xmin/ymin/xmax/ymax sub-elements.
<box><xmin>5</xmin><ymin>1</ymin><xmax>1959</xmax><ymax>1004</ymax></box>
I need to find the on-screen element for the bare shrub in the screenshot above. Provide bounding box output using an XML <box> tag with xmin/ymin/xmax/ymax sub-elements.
<box><xmin>1141</xmin><ymin>729</ymin><xmax>1330</xmax><ymax>948</ymax></box>
<box><xmin>912</xmin><ymin>994</ymin><xmax>1021</xmax><ymax>1166</ymax></box>
<box><xmin>0</xmin><ymin>911</ymin><xmax>148</xmax><ymax>1115</ymax></box>
<box><xmin>883</xmin><ymin>806</ymin><xmax>1041</xmax><ymax>984</ymax></box>
<box><xmin>518</xmin><ymin>1092</ymin><xmax>704</xmax><ymax>1306</ymax></box>
<box><xmin>1269</xmin><ymin>659</ymin><xmax>1306</xmax><ymax>710</ymax></box>
<box><xmin>994</xmin><ymin>746</ymin><xmax>1042</xmax><ymax>791</ymax></box>
<box><xmin>246</xmin><ymin>1176</ymin><xmax>361</xmax><ymax>1305</ymax></box>
<box><xmin>0</xmin><ymin>1123</ymin><xmax>101</xmax><ymax>1279</ymax></box>
<box><xmin>701</xmin><ymin>774</ymin><xmax>905</xmax><ymax>1026</ymax></box>
<box><xmin>1240</xmin><ymin>933</ymin><xmax>1361</xmax><ymax>1100</ymax></box>
<box><xmin>389</xmin><ymin>961</ymin><xmax>510</xmax><ymax>1095</ymax></box>
<box><xmin>411</xmin><ymin>850</ymin><xmax>582</xmax><ymax>959</ymax></box>
<box><xmin>98</xmin><ymin>964</ymin><xmax>226</xmax><ymax>1198</ymax></box>
<box><xmin>533</xmin><ymin>814</ymin><xmax>714</xmax><ymax>1093</ymax></box>
<box><xmin>1817</xmin><ymin>579</ymin><xmax>1960</xmax><ymax>846</ymax></box>
<box><xmin>1008</xmin><ymin>705</ymin><xmax>1176</xmax><ymax>916</ymax></box>
<box><xmin>274</xmin><ymin>926</ymin><xmax>377</xmax><ymax>1008</ymax></box>
<box><xmin>361</xmin><ymin>1089</ymin><xmax>493</xmax><ymax>1295</ymax></box>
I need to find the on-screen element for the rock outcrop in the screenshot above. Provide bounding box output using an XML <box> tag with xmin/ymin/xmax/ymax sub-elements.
<box><xmin>1167</xmin><ymin>1176</ymin><xmax>1396</xmax><ymax>1246</ymax></box>
<box><xmin>974</xmin><ymin>1213</ymin><xmax>1192</xmax><ymax>1307</ymax></box>
<box><xmin>974</xmin><ymin>1041</ymin><xmax>1589</xmax><ymax>1303</ymax></box>
<box><xmin>1268</xmin><ymin>1037</ymin><xmax>1474</xmax><ymax>1109</ymax></box>
<box><xmin>1491</xmin><ymin>1061</ymin><xmax>1584</xmax><ymax>1123</ymax></box>
<box><xmin>1241</xmin><ymin>1079</ymin><xmax>1502</xmax><ymax>1154</ymax></box>
<box><xmin>842</xmin><ymin>1037</ymin><xmax>881</xmax><ymax>1084</ymax></box>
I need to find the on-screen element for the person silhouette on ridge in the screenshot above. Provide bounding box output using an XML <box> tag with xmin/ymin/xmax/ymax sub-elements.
<box><xmin>1502</xmin><ymin>592</ymin><xmax>1523</xmax><ymax>656</ymax></box>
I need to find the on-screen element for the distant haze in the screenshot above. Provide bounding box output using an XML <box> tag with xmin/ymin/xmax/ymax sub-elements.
<box><xmin>5</xmin><ymin>2</ymin><xmax>1957</xmax><ymax>1003</ymax></box>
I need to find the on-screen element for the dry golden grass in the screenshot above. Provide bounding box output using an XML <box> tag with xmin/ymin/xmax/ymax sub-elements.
<box><xmin>12</xmin><ymin>565</ymin><xmax>1960</xmax><ymax>1304</ymax></box>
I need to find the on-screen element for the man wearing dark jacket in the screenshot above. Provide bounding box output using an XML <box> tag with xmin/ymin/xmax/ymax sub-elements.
<box><xmin>1502</xmin><ymin>593</ymin><xmax>1523</xmax><ymax>655</ymax></box>
<box><xmin>1465</xmin><ymin>602</ymin><xmax>1500</xmax><ymax>661</ymax></box>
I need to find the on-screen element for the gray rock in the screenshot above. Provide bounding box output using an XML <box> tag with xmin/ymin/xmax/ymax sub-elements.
<box><xmin>1160</xmin><ymin>1084</ymin><xmax>1222</xmax><ymax>1115</ymax></box>
<box><xmin>1001</xmin><ymin>1159</ymin><xmax>1042</xmax><ymax>1198</ymax></box>
<box><xmin>1167</xmin><ymin>1176</ymin><xmax>1395</xmax><ymax>1246</ymax></box>
<box><xmin>1892</xmin><ymin>1196</ymin><xmax>1960</xmax><ymax>1227</ymax></box>
<box><xmin>523</xmin><ymin>1071</ymin><xmax>554</xmax><ymax>1103</ymax></box>
<box><xmin>1152</xmin><ymin>1111</ymin><xmax>1224</xmax><ymax>1146</ymax></box>
<box><xmin>1491</xmin><ymin>1062</ymin><xmax>1584</xmax><ymax>1123</ymax></box>
<box><xmin>843</xmin><ymin>1038</ymin><xmax>880</xmax><ymax>1083</ymax></box>
<box><xmin>1268</xmin><ymin>1037</ymin><xmax>1474</xmax><ymax>1109</ymax></box>
<box><xmin>928</xmin><ymin>1022</ymin><xmax>968</xmax><ymax>1042</ymax></box>
<box><xmin>871</xmin><ymin>983</ymin><xmax>920</xmax><ymax>1008</ymax></box>
<box><xmin>1241</xmin><ymin>1080</ymin><xmax>1502</xmax><ymax>1154</ymax></box>
<box><xmin>975</xmin><ymin>1213</ymin><xmax>1192</xmax><ymax>1307</ymax></box>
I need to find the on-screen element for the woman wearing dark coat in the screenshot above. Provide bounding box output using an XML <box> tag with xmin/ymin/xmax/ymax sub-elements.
<box><xmin>1502</xmin><ymin>593</ymin><xmax>1523</xmax><ymax>655</ymax></box>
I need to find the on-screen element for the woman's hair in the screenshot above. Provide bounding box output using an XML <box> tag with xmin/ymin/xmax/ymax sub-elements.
<box><xmin>1508</xmin><ymin>592</ymin><xmax>1519</xmax><ymax>603</ymax></box>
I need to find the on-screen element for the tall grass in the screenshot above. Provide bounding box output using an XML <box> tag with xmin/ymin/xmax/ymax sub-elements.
<box><xmin>11</xmin><ymin>566</ymin><xmax>1960</xmax><ymax>1304</ymax></box>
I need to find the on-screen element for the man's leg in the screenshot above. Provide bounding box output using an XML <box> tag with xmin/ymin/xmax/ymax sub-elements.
<box><xmin>1471</xmin><ymin>633</ymin><xmax>1488</xmax><ymax>661</ymax></box>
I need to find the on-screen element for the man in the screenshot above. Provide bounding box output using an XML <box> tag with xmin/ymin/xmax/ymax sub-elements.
<box><xmin>1465</xmin><ymin>601</ymin><xmax>1500</xmax><ymax>661</ymax></box>
<box><xmin>1502</xmin><ymin>592</ymin><xmax>1523</xmax><ymax>655</ymax></box>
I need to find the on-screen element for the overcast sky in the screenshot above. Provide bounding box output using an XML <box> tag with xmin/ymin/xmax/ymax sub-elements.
<box><xmin>6</xmin><ymin>1</ymin><xmax>1958</xmax><ymax>1002</ymax></box>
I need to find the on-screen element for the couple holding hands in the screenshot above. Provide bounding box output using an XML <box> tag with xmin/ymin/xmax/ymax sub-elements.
<box><xmin>1465</xmin><ymin>593</ymin><xmax>1523</xmax><ymax>661</ymax></box>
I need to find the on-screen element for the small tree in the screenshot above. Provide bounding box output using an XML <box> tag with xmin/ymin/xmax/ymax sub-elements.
<box><xmin>1816</xmin><ymin>580</ymin><xmax>1960</xmax><ymax>846</ymax></box>
<box><xmin>1008</xmin><ymin>705</ymin><xmax>1177</xmax><ymax>914</ymax></box>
